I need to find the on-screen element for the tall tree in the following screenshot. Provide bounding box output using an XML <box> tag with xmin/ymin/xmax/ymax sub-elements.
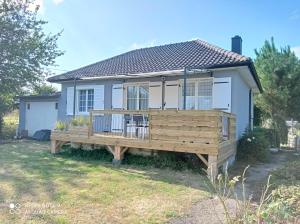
<box><xmin>255</xmin><ymin>38</ymin><xmax>300</xmax><ymax>143</ymax></box>
<box><xmin>0</xmin><ymin>0</ymin><xmax>63</xmax><ymax>135</ymax></box>
<box><xmin>32</xmin><ymin>83</ymin><xmax>58</xmax><ymax>95</ymax></box>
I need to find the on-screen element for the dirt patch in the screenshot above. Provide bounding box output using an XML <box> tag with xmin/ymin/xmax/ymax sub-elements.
<box><xmin>170</xmin><ymin>150</ymin><xmax>296</xmax><ymax>224</ymax></box>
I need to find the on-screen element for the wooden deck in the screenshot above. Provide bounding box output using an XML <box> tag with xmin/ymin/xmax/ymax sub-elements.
<box><xmin>51</xmin><ymin>109</ymin><xmax>236</xmax><ymax>179</ymax></box>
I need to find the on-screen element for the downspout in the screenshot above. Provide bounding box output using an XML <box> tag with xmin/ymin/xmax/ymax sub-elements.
<box><xmin>249</xmin><ymin>89</ymin><xmax>252</xmax><ymax>129</ymax></box>
<box><xmin>161</xmin><ymin>76</ymin><xmax>166</xmax><ymax>110</ymax></box>
<box><xmin>73</xmin><ymin>77</ymin><xmax>77</xmax><ymax>118</ymax></box>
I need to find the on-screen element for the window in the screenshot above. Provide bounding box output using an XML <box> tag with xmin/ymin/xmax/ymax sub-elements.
<box><xmin>185</xmin><ymin>82</ymin><xmax>196</xmax><ymax>109</ymax></box>
<box><xmin>55</xmin><ymin>102</ymin><xmax>58</xmax><ymax>110</ymax></box>
<box><xmin>79</xmin><ymin>89</ymin><xmax>94</xmax><ymax>112</ymax></box>
<box><xmin>126</xmin><ymin>84</ymin><xmax>149</xmax><ymax>110</ymax></box>
<box><xmin>27</xmin><ymin>103</ymin><xmax>30</xmax><ymax>110</ymax></box>
<box><xmin>198</xmin><ymin>79</ymin><xmax>213</xmax><ymax>109</ymax></box>
<box><xmin>182</xmin><ymin>78</ymin><xmax>213</xmax><ymax>110</ymax></box>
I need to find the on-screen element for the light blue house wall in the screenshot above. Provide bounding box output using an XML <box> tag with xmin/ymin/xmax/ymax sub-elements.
<box><xmin>57</xmin><ymin>69</ymin><xmax>253</xmax><ymax>139</ymax></box>
<box><xmin>213</xmin><ymin>70</ymin><xmax>251</xmax><ymax>138</ymax></box>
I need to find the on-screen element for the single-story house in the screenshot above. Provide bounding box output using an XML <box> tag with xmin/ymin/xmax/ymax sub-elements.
<box><xmin>19</xmin><ymin>36</ymin><xmax>262</xmax><ymax>177</ymax></box>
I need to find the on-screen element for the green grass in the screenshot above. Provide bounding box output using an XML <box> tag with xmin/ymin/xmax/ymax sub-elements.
<box><xmin>2</xmin><ymin>110</ymin><xmax>19</xmax><ymax>139</ymax></box>
<box><xmin>0</xmin><ymin>140</ymin><xmax>209</xmax><ymax>224</ymax></box>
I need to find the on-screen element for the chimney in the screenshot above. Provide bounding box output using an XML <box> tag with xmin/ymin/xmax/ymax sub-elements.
<box><xmin>231</xmin><ymin>35</ymin><xmax>242</xmax><ymax>54</ymax></box>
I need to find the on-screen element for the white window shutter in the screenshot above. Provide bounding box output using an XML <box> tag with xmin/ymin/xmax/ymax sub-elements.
<box><xmin>212</xmin><ymin>77</ymin><xmax>231</xmax><ymax>112</ymax></box>
<box><xmin>149</xmin><ymin>82</ymin><xmax>162</xmax><ymax>109</ymax></box>
<box><xmin>66</xmin><ymin>87</ymin><xmax>74</xmax><ymax>115</ymax></box>
<box><xmin>164</xmin><ymin>81</ymin><xmax>179</xmax><ymax>109</ymax></box>
<box><xmin>94</xmin><ymin>85</ymin><xmax>104</xmax><ymax>110</ymax></box>
<box><xmin>112</xmin><ymin>84</ymin><xmax>123</xmax><ymax>109</ymax></box>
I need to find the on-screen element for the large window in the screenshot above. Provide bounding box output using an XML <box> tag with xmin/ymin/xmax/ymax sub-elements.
<box><xmin>127</xmin><ymin>85</ymin><xmax>149</xmax><ymax>110</ymax></box>
<box><xmin>182</xmin><ymin>78</ymin><xmax>213</xmax><ymax>110</ymax></box>
<box><xmin>79</xmin><ymin>89</ymin><xmax>94</xmax><ymax>112</ymax></box>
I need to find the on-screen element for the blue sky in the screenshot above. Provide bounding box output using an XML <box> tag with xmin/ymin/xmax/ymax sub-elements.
<box><xmin>35</xmin><ymin>0</ymin><xmax>300</xmax><ymax>77</ymax></box>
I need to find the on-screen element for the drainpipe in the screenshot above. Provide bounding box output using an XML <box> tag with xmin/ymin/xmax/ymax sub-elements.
<box><xmin>161</xmin><ymin>76</ymin><xmax>166</xmax><ymax>110</ymax></box>
<box><xmin>73</xmin><ymin>77</ymin><xmax>77</xmax><ymax>118</ymax></box>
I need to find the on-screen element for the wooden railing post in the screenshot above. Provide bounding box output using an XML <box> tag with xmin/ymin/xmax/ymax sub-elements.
<box><xmin>88</xmin><ymin>110</ymin><xmax>93</xmax><ymax>137</ymax></box>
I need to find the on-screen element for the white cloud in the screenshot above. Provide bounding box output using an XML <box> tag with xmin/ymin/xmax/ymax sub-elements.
<box><xmin>291</xmin><ymin>46</ymin><xmax>300</xmax><ymax>58</ymax></box>
<box><xmin>289</xmin><ymin>9</ymin><xmax>300</xmax><ymax>20</ymax></box>
<box><xmin>128</xmin><ymin>40</ymin><xmax>157</xmax><ymax>50</ymax></box>
<box><xmin>53</xmin><ymin>0</ymin><xmax>64</xmax><ymax>5</ymax></box>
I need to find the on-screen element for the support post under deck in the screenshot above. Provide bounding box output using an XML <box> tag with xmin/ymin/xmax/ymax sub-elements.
<box><xmin>207</xmin><ymin>155</ymin><xmax>218</xmax><ymax>180</ymax></box>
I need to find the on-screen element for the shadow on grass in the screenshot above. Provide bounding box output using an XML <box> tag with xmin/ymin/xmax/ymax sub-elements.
<box><xmin>0</xmin><ymin>140</ymin><xmax>212</xmax><ymax>203</ymax></box>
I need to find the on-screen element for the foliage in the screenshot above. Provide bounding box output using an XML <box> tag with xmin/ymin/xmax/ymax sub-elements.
<box><xmin>60</xmin><ymin>145</ymin><xmax>200</xmax><ymax>171</ymax></box>
<box><xmin>0</xmin><ymin>94</ymin><xmax>14</xmax><ymax>137</ymax></box>
<box><xmin>1</xmin><ymin>110</ymin><xmax>18</xmax><ymax>139</ymax></box>
<box><xmin>254</xmin><ymin>38</ymin><xmax>300</xmax><ymax>144</ymax></box>
<box><xmin>70</xmin><ymin>116</ymin><xmax>90</xmax><ymax>127</ymax></box>
<box><xmin>55</xmin><ymin>121</ymin><xmax>68</xmax><ymax>131</ymax></box>
<box><xmin>237</xmin><ymin>129</ymin><xmax>270</xmax><ymax>162</ymax></box>
<box><xmin>0</xmin><ymin>0</ymin><xmax>63</xmax><ymax>134</ymax></box>
<box><xmin>32</xmin><ymin>83</ymin><xmax>58</xmax><ymax>95</ymax></box>
<box><xmin>60</xmin><ymin>145</ymin><xmax>113</xmax><ymax>162</ymax></box>
<box><xmin>253</xmin><ymin>127</ymin><xmax>280</xmax><ymax>147</ymax></box>
<box><xmin>123</xmin><ymin>152</ymin><xmax>201</xmax><ymax>171</ymax></box>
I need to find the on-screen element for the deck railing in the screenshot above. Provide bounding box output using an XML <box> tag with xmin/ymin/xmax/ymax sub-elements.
<box><xmin>89</xmin><ymin>109</ymin><xmax>236</xmax><ymax>144</ymax></box>
<box><xmin>90</xmin><ymin>110</ymin><xmax>150</xmax><ymax>140</ymax></box>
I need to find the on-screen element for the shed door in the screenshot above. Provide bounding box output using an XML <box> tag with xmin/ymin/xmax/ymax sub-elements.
<box><xmin>111</xmin><ymin>84</ymin><xmax>124</xmax><ymax>132</ymax></box>
<box><xmin>164</xmin><ymin>81</ymin><xmax>179</xmax><ymax>109</ymax></box>
<box><xmin>212</xmin><ymin>77</ymin><xmax>231</xmax><ymax>112</ymax></box>
<box><xmin>149</xmin><ymin>82</ymin><xmax>162</xmax><ymax>109</ymax></box>
<box><xmin>25</xmin><ymin>101</ymin><xmax>58</xmax><ymax>136</ymax></box>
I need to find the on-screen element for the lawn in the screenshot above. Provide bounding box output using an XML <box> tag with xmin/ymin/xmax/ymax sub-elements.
<box><xmin>0</xmin><ymin>140</ymin><xmax>209</xmax><ymax>224</ymax></box>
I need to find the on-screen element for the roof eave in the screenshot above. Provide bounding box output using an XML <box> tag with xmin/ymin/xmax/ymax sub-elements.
<box><xmin>206</xmin><ymin>61</ymin><xmax>263</xmax><ymax>93</ymax></box>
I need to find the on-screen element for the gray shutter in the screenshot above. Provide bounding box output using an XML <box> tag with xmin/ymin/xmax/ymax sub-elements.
<box><xmin>66</xmin><ymin>87</ymin><xmax>74</xmax><ymax>115</ymax></box>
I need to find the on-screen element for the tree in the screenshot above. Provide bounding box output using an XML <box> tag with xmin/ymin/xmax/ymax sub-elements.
<box><xmin>254</xmin><ymin>38</ymin><xmax>300</xmax><ymax>144</ymax></box>
<box><xmin>32</xmin><ymin>83</ymin><xmax>57</xmax><ymax>95</ymax></box>
<box><xmin>0</xmin><ymin>0</ymin><xmax>63</xmax><ymax>135</ymax></box>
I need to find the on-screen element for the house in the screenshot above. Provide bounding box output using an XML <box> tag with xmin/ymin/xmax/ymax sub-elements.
<box><xmin>19</xmin><ymin>36</ymin><xmax>262</xmax><ymax>178</ymax></box>
<box><xmin>18</xmin><ymin>93</ymin><xmax>60</xmax><ymax>137</ymax></box>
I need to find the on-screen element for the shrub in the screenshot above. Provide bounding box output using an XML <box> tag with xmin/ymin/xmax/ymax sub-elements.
<box><xmin>59</xmin><ymin>145</ymin><xmax>201</xmax><ymax>171</ymax></box>
<box><xmin>123</xmin><ymin>152</ymin><xmax>201</xmax><ymax>171</ymax></box>
<box><xmin>237</xmin><ymin>129</ymin><xmax>270</xmax><ymax>162</ymax></box>
<box><xmin>253</xmin><ymin>127</ymin><xmax>280</xmax><ymax>147</ymax></box>
<box><xmin>55</xmin><ymin>121</ymin><xmax>67</xmax><ymax>131</ymax></box>
<box><xmin>59</xmin><ymin>145</ymin><xmax>113</xmax><ymax>161</ymax></box>
<box><xmin>70</xmin><ymin>116</ymin><xmax>89</xmax><ymax>127</ymax></box>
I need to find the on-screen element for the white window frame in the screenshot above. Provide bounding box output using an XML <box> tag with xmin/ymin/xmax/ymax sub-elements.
<box><xmin>124</xmin><ymin>82</ymin><xmax>149</xmax><ymax>110</ymax></box>
<box><xmin>78</xmin><ymin>89</ymin><xmax>94</xmax><ymax>114</ymax></box>
<box><xmin>179</xmin><ymin>77</ymin><xmax>213</xmax><ymax>110</ymax></box>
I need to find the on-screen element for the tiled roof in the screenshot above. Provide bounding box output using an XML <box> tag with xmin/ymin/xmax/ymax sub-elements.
<box><xmin>48</xmin><ymin>39</ymin><xmax>253</xmax><ymax>82</ymax></box>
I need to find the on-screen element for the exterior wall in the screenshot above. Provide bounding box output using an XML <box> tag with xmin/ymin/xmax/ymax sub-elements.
<box><xmin>213</xmin><ymin>70</ymin><xmax>251</xmax><ymax>138</ymax></box>
<box><xmin>58</xmin><ymin>79</ymin><xmax>123</xmax><ymax>121</ymax></box>
<box><xmin>19</xmin><ymin>97</ymin><xmax>59</xmax><ymax>136</ymax></box>
<box><xmin>58</xmin><ymin>69</ymin><xmax>252</xmax><ymax>139</ymax></box>
<box><xmin>19</xmin><ymin>100</ymin><xmax>26</xmax><ymax>132</ymax></box>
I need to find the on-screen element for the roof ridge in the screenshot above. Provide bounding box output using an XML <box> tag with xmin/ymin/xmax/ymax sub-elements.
<box><xmin>193</xmin><ymin>39</ymin><xmax>250</xmax><ymax>61</ymax></box>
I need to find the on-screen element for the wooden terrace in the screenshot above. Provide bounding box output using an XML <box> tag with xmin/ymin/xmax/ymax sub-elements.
<box><xmin>51</xmin><ymin>109</ymin><xmax>236</xmax><ymax>178</ymax></box>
